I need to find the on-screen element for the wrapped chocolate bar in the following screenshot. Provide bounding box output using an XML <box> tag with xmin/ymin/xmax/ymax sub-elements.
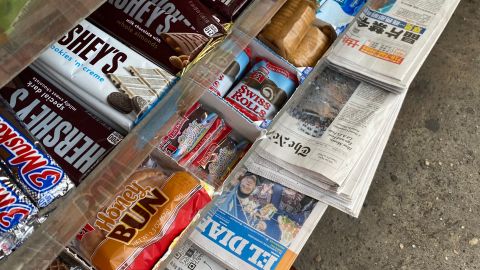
<box><xmin>189</xmin><ymin>135</ymin><xmax>249</xmax><ymax>187</ymax></box>
<box><xmin>0</xmin><ymin>67</ymin><xmax>124</xmax><ymax>185</ymax></box>
<box><xmin>73</xmin><ymin>168</ymin><xmax>211</xmax><ymax>270</ymax></box>
<box><xmin>200</xmin><ymin>0</ymin><xmax>252</xmax><ymax>21</ymax></box>
<box><xmin>159</xmin><ymin>103</ymin><xmax>218</xmax><ymax>161</ymax></box>
<box><xmin>0</xmin><ymin>100</ymin><xmax>73</xmax><ymax>208</ymax></box>
<box><xmin>209</xmin><ymin>48</ymin><xmax>252</xmax><ymax>97</ymax></box>
<box><xmin>0</xmin><ymin>165</ymin><xmax>38</xmax><ymax>260</ymax></box>
<box><xmin>88</xmin><ymin>0</ymin><xmax>225</xmax><ymax>74</ymax></box>
<box><xmin>35</xmin><ymin>20</ymin><xmax>175</xmax><ymax>132</ymax></box>
<box><xmin>225</xmin><ymin>59</ymin><xmax>298</xmax><ymax>122</ymax></box>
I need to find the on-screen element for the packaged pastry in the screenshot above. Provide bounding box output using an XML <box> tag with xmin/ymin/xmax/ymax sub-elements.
<box><xmin>189</xmin><ymin>135</ymin><xmax>249</xmax><ymax>187</ymax></box>
<box><xmin>73</xmin><ymin>169</ymin><xmax>211</xmax><ymax>270</ymax></box>
<box><xmin>159</xmin><ymin>103</ymin><xmax>218</xmax><ymax>161</ymax></box>
<box><xmin>225</xmin><ymin>59</ymin><xmax>298</xmax><ymax>122</ymax></box>
<box><xmin>0</xmin><ymin>165</ymin><xmax>38</xmax><ymax>260</ymax></box>
<box><xmin>0</xmin><ymin>100</ymin><xmax>73</xmax><ymax>208</ymax></box>
<box><xmin>200</xmin><ymin>0</ymin><xmax>252</xmax><ymax>21</ymax></box>
<box><xmin>209</xmin><ymin>48</ymin><xmax>252</xmax><ymax>97</ymax></box>
<box><xmin>260</xmin><ymin>0</ymin><xmax>316</xmax><ymax>61</ymax></box>
<box><xmin>178</xmin><ymin>118</ymin><xmax>232</xmax><ymax>167</ymax></box>
<box><xmin>35</xmin><ymin>20</ymin><xmax>175</xmax><ymax>133</ymax></box>
<box><xmin>0</xmin><ymin>67</ymin><xmax>123</xmax><ymax>185</ymax></box>
<box><xmin>260</xmin><ymin>0</ymin><xmax>331</xmax><ymax>67</ymax></box>
<box><xmin>88</xmin><ymin>0</ymin><xmax>225</xmax><ymax>74</ymax></box>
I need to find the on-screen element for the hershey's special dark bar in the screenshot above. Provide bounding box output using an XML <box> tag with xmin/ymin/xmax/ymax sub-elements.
<box><xmin>0</xmin><ymin>67</ymin><xmax>124</xmax><ymax>185</ymax></box>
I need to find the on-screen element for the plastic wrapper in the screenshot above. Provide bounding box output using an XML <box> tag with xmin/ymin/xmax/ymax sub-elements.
<box><xmin>0</xmin><ymin>67</ymin><xmax>123</xmax><ymax>185</ymax></box>
<box><xmin>0</xmin><ymin>100</ymin><xmax>73</xmax><ymax>208</ymax></box>
<box><xmin>159</xmin><ymin>103</ymin><xmax>219</xmax><ymax>161</ymax></box>
<box><xmin>189</xmin><ymin>135</ymin><xmax>249</xmax><ymax>187</ymax></box>
<box><xmin>200</xmin><ymin>0</ymin><xmax>252</xmax><ymax>22</ymax></box>
<box><xmin>225</xmin><ymin>58</ymin><xmax>298</xmax><ymax>122</ymax></box>
<box><xmin>178</xmin><ymin>118</ymin><xmax>231</xmax><ymax>167</ymax></box>
<box><xmin>73</xmin><ymin>167</ymin><xmax>211</xmax><ymax>270</ymax></box>
<box><xmin>0</xmin><ymin>165</ymin><xmax>38</xmax><ymax>260</ymax></box>
<box><xmin>316</xmin><ymin>0</ymin><xmax>367</xmax><ymax>35</ymax></box>
<box><xmin>209</xmin><ymin>47</ymin><xmax>252</xmax><ymax>97</ymax></box>
<box><xmin>88</xmin><ymin>0</ymin><xmax>226</xmax><ymax>74</ymax></box>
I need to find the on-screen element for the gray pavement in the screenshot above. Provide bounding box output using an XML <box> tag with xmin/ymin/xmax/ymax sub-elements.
<box><xmin>294</xmin><ymin>1</ymin><xmax>480</xmax><ymax>269</ymax></box>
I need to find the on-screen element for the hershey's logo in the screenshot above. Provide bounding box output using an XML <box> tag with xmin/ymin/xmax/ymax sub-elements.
<box><xmin>58</xmin><ymin>24</ymin><xmax>127</xmax><ymax>74</ymax></box>
<box><xmin>9</xmin><ymin>89</ymin><xmax>107</xmax><ymax>174</ymax></box>
<box><xmin>107</xmin><ymin>0</ymin><xmax>195</xmax><ymax>34</ymax></box>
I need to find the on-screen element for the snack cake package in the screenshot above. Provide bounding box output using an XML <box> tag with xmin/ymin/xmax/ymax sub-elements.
<box><xmin>225</xmin><ymin>59</ymin><xmax>298</xmax><ymax>122</ymax></box>
<box><xmin>159</xmin><ymin>103</ymin><xmax>219</xmax><ymax>161</ymax></box>
<box><xmin>0</xmin><ymin>100</ymin><xmax>74</xmax><ymax>208</ymax></box>
<box><xmin>73</xmin><ymin>169</ymin><xmax>211</xmax><ymax>270</ymax></box>
<box><xmin>209</xmin><ymin>48</ymin><xmax>252</xmax><ymax>97</ymax></box>
<box><xmin>189</xmin><ymin>135</ymin><xmax>249</xmax><ymax>187</ymax></box>
<box><xmin>35</xmin><ymin>20</ymin><xmax>175</xmax><ymax>133</ymax></box>
<box><xmin>88</xmin><ymin>0</ymin><xmax>225</xmax><ymax>74</ymax></box>
<box><xmin>0</xmin><ymin>67</ymin><xmax>124</xmax><ymax>185</ymax></box>
<box><xmin>316</xmin><ymin>0</ymin><xmax>367</xmax><ymax>34</ymax></box>
<box><xmin>0</xmin><ymin>165</ymin><xmax>38</xmax><ymax>260</ymax></box>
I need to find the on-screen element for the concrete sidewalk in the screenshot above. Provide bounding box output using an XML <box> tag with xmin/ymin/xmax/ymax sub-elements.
<box><xmin>295</xmin><ymin>1</ymin><xmax>480</xmax><ymax>269</ymax></box>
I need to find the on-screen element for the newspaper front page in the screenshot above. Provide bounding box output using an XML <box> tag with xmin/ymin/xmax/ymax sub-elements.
<box><xmin>255</xmin><ymin>68</ymin><xmax>397</xmax><ymax>188</ymax></box>
<box><xmin>327</xmin><ymin>0</ymin><xmax>460</xmax><ymax>92</ymax></box>
<box><xmin>189</xmin><ymin>169</ymin><xmax>327</xmax><ymax>270</ymax></box>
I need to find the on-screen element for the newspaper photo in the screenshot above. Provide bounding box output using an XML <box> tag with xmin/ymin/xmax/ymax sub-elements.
<box><xmin>189</xmin><ymin>169</ymin><xmax>327</xmax><ymax>270</ymax></box>
<box><xmin>247</xmin><ymin>67</ymin><xmax>407</xmax><ymax>216</ymax></box>
<box><xmin>327</xmin><ymin>0</ymin><xmax>460</xmax><ymax>92</ymax></box>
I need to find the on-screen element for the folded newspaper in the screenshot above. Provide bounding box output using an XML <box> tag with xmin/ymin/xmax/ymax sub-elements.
<box><xmin>188</xmin><ymin>168</ymin><xmax>327</xmax><ymax>270</ymax></box>
<box><xmin>245</xmin><ymin>67</ymin><xmax>407</xmax><ymax>217</ymax></box>
<box><xmin>326</xmin><ymin>0</ymin><xmax>460</xmax><ymax>93</ymax></box>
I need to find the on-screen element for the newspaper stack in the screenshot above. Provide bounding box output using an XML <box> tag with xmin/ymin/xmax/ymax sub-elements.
<box><xmin>245</xmin><ymin>67</ymin><xmax>407</xmax><ymax>217</ymax></box>
<box><xmin>326</xmin><ymin>0</ymin><xmax>460</xmax><ymax>93</ymax></box>
<box><xmin>187</xmin><ymin>168</ymin><xmax>328</xmax><ymax>270</ymax></box>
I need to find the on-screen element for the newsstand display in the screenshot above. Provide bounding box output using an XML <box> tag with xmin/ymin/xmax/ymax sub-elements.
<box><xmin>0</xmin><ymin>0</ymin><xmax>459</xmax><ymax>269</ymax></box>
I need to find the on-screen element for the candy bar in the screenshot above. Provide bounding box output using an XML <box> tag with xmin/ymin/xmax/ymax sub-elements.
<box><xmin>201</xmin><ymin>0</ymin><xmax>252</xmax><ymax>21</ymax></box>
<box><xmin>0</xmin><ymin>100</ymin><xmax>74</xmax><ymax>208</ymax></box>
<box><xmin>158</xmin><ymin>103</ymin><xmax>218</xmax><ymax>161</ymax></box>
<box><xmin>119</xmin><ymin>85</ymin><xmax>156</xmax><ymax>99</ymax></box>
<box><xmin>0</xmin><ymin>166</ymin><xmax>38</xmax><ymax>260</ymax></box>
<box><xmin>0</xmin><ymin>67</ymin><xmax>123</xmax><ymax>185</ymax></box>
<box><xmin>127</xmin><ymin>67</ymin><xmax>172</xmax><ymax>80</ymax></box>
<box><xmin>88</xmin><ymin>0</ymin><xmax>225</xmax><ymax>74</ymax></box>
<box><xmin>35</xmin><ymin>20</ymin><xmax>175</xmax><ymax>132</ymax></box>
<box><xmin>225</xmin><ymin>59</ymin><xmax>298</xmax><ymax>122</ymax></box>
<box><xmin>209</xmin><ymin>48</ymin><xmax>252</xmax><ymax>97</ymax></box>
<box><xmin>140</xmin><ymin>77</ymin><xmax>169</xmax><ymax>90</ymax></box>
<box><xmin>108</xmin><ymin>74</ymin><xmax>146</xmax><ymax>88</ymax></box>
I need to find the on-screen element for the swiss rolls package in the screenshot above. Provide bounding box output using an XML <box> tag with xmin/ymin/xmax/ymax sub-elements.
<box><xmin>73</xmin><ymin>164</ymin><xmax>211</xmax><ymax>270</ymax></box>
<box><xmin>225</xmin><ymin>58</ymin><xmax>298</xmax><ymax>122</ymax></box>
<box><xmin>35</xmin><ymin>20</ymin><xmax>175</xmax><ymax>133</ymax></box>
<box><xmin>0</xmin><ymin>100</ymin><xmax>73</xmax><ymax>208</ymax></box>
<box><xmin>0</xmin><ymin>67</ymin><xmax>123</xmax><ymax>185</ymax></box>
<box><xmin>88</xmin><ymin>0</ymin><xmax>226</xmax><ymax>73</ymax></box>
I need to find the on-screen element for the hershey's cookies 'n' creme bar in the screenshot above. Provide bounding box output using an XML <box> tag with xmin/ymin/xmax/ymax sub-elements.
<box><xmin>128</xmin><ymin>66</ymin><xmax>173</xmax><ymax>80</ymax></box>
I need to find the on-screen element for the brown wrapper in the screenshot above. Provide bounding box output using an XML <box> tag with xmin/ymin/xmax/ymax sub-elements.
<box><xmin>88</xmin><ymin>0</ymin><xmax>226</xmax><ymax>74</ymax></box>
<box><xmin>0</xmin><ymin>67</ymin><xmax>123</xmax><ymax>185</ymax></box>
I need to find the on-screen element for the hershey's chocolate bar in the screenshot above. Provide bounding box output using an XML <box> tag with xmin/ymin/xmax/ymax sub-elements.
<box><xmin>1</xmin><ymin>67</ymin><xmax>123</xmax><ymax>185</ymax></box>
<box><xmin>88</xmin><ymin>0</ymin><xmax>225</xmax><ymax>74</ymax></box>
